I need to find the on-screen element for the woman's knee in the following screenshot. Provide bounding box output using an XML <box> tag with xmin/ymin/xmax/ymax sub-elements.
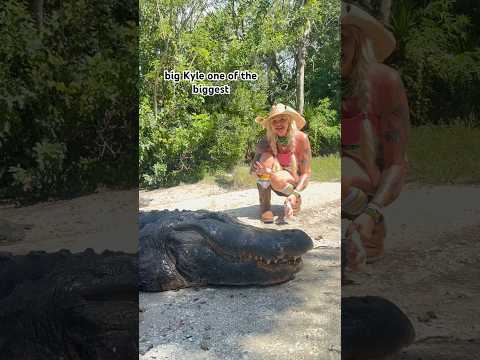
<box><xmin>270</xmin><ymin>173</ymin><xmax>285</xmax><ymax>191</ymax></box>
<box><xmin>271</xmin><ymin>172</ymin><xmax>296</xmax><ymax>192</ymax></box>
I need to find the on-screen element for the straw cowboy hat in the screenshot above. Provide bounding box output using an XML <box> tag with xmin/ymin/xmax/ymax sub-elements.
<box><xmin>255</xmin><ymin>103</ymin><xmax>306</xmax><ymax>130</ymax></box>
<box><xmin>341</xmin><ymin>2</ymin><xmax>396</xmax><ymax>62</ymax></box>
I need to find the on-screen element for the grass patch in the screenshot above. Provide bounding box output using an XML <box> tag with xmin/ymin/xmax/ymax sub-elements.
<box><xmin>408</xmin><ymin>126</ymin><xmax>480</xmax><ymax>184</ymax></box>
<box><xmin>311</xmin><ymin>154</ymin><xmax>341</xmax><ymax>182</ymax></box>
<box><xmin>207</xmin><ymin>154</ymin><xmax>340</xmax><ymax>190</ymax></box>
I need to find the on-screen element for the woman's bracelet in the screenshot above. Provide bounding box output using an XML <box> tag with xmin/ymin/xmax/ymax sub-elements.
<box><xmin>363</xmin><ymin>203</ymin><xmax>383</xmax><ymax>224</ymax></box>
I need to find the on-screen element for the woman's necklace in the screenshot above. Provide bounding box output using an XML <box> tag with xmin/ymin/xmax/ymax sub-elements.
<box><xmin>277</xmin><ymin>136</ymin><xmax>289</xmax><ymax>146</ymax></box>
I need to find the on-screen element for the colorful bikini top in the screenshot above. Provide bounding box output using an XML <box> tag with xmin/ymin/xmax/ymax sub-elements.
<box><xmin>277</xmin><ymin>151</ymin><xmax>293</xmax><ymax>167</ymax></box>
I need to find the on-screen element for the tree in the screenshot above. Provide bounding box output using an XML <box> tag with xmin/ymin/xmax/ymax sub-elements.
<box><xmin>379</xmin><ymin>0</ymin><xmax>392</xmax><ymax>25</ymax></box>
<box><xmin>295</xmin><ymin>0</ymin><xmax>311</xmax><ymax>115</ymax></box>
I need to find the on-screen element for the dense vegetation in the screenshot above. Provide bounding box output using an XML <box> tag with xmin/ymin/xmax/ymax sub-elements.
<box><xmin>2</xmin><ymin>0</ymin><xmax>479</xmax><ymax>200</ymax></box>
<box><xmin>0</xmin><ymin>0</ymin><xmax>137</xmax><ymax>201</ymax></box>
<box><xmin>384</xmin><ymin>0</ymin><xmax>480</xmax><ymax>125</ymax></box>
<box><xmin>139</xmin><ymin>0</ymin><xmax>340</xmax><ymax>188</ymax></box>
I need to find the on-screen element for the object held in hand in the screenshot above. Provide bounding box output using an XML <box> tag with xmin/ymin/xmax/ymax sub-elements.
<box><xmin>254</xmin><ymin>161</ymin><xmax>272</xmax><ymax>176</ymax></box>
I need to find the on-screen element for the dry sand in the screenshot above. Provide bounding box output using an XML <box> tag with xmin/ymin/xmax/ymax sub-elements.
<box><xmin>343</xmin><ymin>184</ymin><xmax>480</xmax><ymax>360</ymax></box>
<box><xmin>2</xmin><ymin>182</ymin><xmax>479</xmax><ymax>359</ymax></box>
<box><xmin>139</xmin><ymin>181</ymin><xmax>342</xmax><ymax>360</ymax></box>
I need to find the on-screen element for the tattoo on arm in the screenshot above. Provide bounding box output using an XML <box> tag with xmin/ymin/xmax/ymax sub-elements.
<box><xmin>294</xmin><ymin>137</ymin><xmax>312</xmax><ymax>191</ymax></box>
<box><xmin>299</xmin><ymin>141</ymin><xmax>312</xmax><ymax>174</ymax></box>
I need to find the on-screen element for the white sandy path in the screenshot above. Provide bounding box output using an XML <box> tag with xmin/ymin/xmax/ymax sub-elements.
<box><xmin>139</xmin><ymin>181</ymin><xmax>342</xmax><ymax>360</ymax></box>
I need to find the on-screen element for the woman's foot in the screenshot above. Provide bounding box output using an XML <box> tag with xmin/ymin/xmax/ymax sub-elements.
<box><xmin>363</xmin><ymin>220</ymin><xmax>386</xmax><ymax>264</ymax></box>
<box><xmin>284</xmin><ymin>199</ymin><xmax>294</xmax><ymax>218</ymax></box>
<box><xmin>284</xmin><ymin>193</ymin><xmax>300</xmax><ymax>218</ymax></box>
<box><xmin>292</xmin><ymin>194</ymin><xmax>301</xmax><ymax>215</ymax></box>
<box><xmin>261</xmin><ymin>210</ymin><xmax>274</xmax><ymax>223</ymax></box>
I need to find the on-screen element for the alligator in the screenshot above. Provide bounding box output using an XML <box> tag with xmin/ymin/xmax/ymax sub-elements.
<box><xmin>342</xmin><ymin>296</ymin><xmax>415</xmax><ymax>360</ymax></box>
<box><xmin>341</xmin><ymin>233</ymin><xmax>415</xmax><ymax>359</ymax></box>
<box><xmin>0</xmin><ymin>249</ymin><xmax>138</xmax><ymax>359</ymax></box>
<box><xmin>139</xmin><ymin>209</ymin><xmax>314</xmax><ymax>292</ymax></box>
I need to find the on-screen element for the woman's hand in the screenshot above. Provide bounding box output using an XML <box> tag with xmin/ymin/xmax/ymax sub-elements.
<box><xmin>253</xmin><ymin>161</ymin><xmax>271</xmax><ymax>176</ymax></box>
<box><xmin>347</xmin><ymin>212</ymin><xmax>375</xmax><ymax>241</ymax></box>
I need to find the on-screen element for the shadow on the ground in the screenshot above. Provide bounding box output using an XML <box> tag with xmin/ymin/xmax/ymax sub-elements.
<box><xmin>224</xmin><ymin>204</ymin><xmax>284</xmax><ymax>221</ymax></box>
<box><xmin>139</xmin><ymin>247</ymin><xmax>340</xmax><ymax>360</ymax></box>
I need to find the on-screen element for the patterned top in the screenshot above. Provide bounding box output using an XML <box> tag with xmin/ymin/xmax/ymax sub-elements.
<box><xmin>341</xmin><ymin>63</ymin><xmax>409</xmax><ymax>185</ymax></box>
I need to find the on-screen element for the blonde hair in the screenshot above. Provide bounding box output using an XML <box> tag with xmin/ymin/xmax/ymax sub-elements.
<box><xmin>346</xmin><ymin>25</ymin><xmax>377</xmax><ymax>172</ymax></box>
<box><xmin>265</xmin><ymin>115</ymin><xmax>298</xmax><ymax>175</ymax></box>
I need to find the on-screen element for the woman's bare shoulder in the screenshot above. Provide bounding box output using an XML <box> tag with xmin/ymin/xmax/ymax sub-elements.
<box><xmin>294</xmin><ymin>131</ymin><xmax>310</xmax><ymax>154</ymax></box>
<box><xmin>294</xmin><ymin>130</ymin><xmax>309</xmax><ymax>142</ymax></box>
<box><xmin>368</xmin><ymin>63</ymin><xmax>402</xmax><ymax>86</ymax></box>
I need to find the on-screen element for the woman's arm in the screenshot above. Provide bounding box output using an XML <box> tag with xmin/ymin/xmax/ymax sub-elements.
<box><xmin>250</xmin><ymin>137</ymin><xmax>270</xmax><ymax>175</ymax></box>
<box><xmin>295</xmin><ymin>132</ymin><xmax>312</xmax><ymax>191</ymax></box>
<box><xmin>349</xmin><ymin>67</ymin><xmax>410</xmax><ymax>240</ymax></box>
<box><xmin>371</xmin><ymin>67</ymin><xmax>410</xmax><ymax>208</ymax></box>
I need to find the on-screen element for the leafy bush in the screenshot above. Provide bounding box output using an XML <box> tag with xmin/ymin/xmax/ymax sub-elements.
<box><xmin>1</xmin><ymin>0</ymin><xmax>137</xmax><ymax>200</ymax></box>
<box><xmin>304</xmin><ymin>98</ymin><xmax>340</xmax><ymax>156</ymax></box>
<box><xmin>139</xmin><ymin>0</ymin><xmax>340</xmax><ymax>188</ymax></box>
<box><xmin>9</xmin><ymin>141</ymin><xmax>66</xmax><ymax>196</ymax></box>
<box><xmin>389</xmin><ymin>0</ymin><xmax>480</xmax><ymax>125</ymax></box>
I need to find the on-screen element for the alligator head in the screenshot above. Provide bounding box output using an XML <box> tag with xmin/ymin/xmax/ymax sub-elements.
<box><xmin>0</xmin><ymin>249</ymin><xmax>138</xmax><ymax>359</ymax></box>
<box><xmin>139</xmin><ymin>210</ymin><xmax>313</xmax><ymax>291</ymax></box>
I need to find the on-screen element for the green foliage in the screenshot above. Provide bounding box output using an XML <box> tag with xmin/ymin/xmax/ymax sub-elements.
<box><xmin>0</xmin><ymin>0</ymin><xmax>137</xmax><ymax>200</ymax></box>
<box><xmin>304</xmin><ymin>98</ymin><xmax>340</xmax><ymax>156</ymax></box>
<box><xmin>139</xmin><ymin>0</ymin><xmax>340</xmax><ymax>188</ymax></box>
<box><xmin>389</xmin><ymin>0</ymin><xmax>480</xmax><ymax>125</ymax></box>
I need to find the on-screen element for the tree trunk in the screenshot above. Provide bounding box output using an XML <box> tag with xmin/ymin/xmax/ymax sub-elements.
<box><xmin>296</xmin><ymin>19</ymin><xmax>310</xmax><ymax>115</ymax></box>
<box><xmin>379</xmin><ymin>0</ymin><xmax>392</xmax><ymax>26</ymax></box>
<box><xmin>153</xmin><ymin>78</ymin><xmax>158</xmax><ymax>122</ymax></box>
<box><xmin>32</xmin><ymin>0</ymin><xmax>44</xmax><ymax>28</ymax></box>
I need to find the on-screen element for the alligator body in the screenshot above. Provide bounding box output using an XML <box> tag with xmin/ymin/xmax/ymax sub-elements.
<box><xmin>0</xmin><ymin>249</ymin><xmax>138</xmax><ymax>359</ymax></box>
<box><xmin>139</xmin><ymin>210</ymin><xmax>314</xmax><ymax>291</ymax></box>
<box><xmin>342</xmin><ymin>296</ymin><xmax>415</xmax><ymax>360</ymax></box>
<box><xmin>341</xmin><ymin>233</ymin><xmax>415</xmax><ymax>359</ymax></box>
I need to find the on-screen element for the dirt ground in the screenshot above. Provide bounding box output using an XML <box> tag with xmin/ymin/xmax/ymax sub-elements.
<box><xmin>2</xmin><ymin>182</ymin><xmax>479</xmax><ymax>359</ymax></box>
<box><xmin>343</xmin><ymin>184</ymin><xmax>480</xmax><ymax>360</ymax></box>
<box><xmin>139</xmin><ymin>181</ymin><xmax>342</xmax><ymax>360</ymax></box>
<box><xmin>0</xmin><ymin>190</ymin><xmax>138</xmax><ymax>254</ymax></box>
